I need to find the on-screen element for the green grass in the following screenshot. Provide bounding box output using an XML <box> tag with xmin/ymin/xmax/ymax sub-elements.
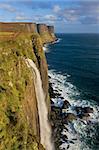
<box><xmin>0</xmin><ymin>32</ymin><xmax>45</xmax><ymax>150</ymax></box>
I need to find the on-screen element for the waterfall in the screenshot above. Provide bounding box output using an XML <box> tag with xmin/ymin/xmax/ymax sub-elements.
<box><xmin>26</xmin><ymin>58</ymin><xmax>54</xmax><ymax>150</ymax></box>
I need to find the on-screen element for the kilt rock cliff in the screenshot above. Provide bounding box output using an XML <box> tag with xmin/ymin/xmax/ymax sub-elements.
<box><xmin>0</xmin><ymin>22</ymin><xmax>57</xmax><ymax>150</ymax></box>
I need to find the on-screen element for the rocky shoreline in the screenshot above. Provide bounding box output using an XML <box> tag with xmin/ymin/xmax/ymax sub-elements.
<box><xmin>48</xmin><ymin>75</ymin><xmax>96</xmax><ymax>150</ymax></box>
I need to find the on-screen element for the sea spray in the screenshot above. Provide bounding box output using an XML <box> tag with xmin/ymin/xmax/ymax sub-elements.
<box><xmin>49</xmin><ymin>70</ymin><xmax>99</xmax><ymax>150</ymax></box>
<box><xmin>26</xmin><ymin>58</ymin><xmax>54</xmax><ymax>150</ymax></box>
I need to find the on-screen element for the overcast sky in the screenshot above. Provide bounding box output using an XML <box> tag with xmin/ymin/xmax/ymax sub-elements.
<box><xmin>0</xmin><ymin>0</ymin><xmax>99</xmax><ymax>33</ymax></box>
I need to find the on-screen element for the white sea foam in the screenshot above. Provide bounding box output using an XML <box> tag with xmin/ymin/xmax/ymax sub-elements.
<box><xmin>53</xmin><ymin>38</ymin><xmax>61</xmax><ymax>44</ymax></box>
<box><xmin>43</xmin><ymin>46</ymin><xmax>48</xmax><ymax>52</ymax></box>
<box><xmin>43</xmin><ymin>44</ymin><xmax>50</xmax><ymax>53</ymax></box>
<box><xmin>49</xmin><ymin>69</ymin><xmax>99</xmax><ymax>150</ymax></box>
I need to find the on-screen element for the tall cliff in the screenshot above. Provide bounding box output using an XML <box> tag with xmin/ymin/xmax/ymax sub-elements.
<box><xmin>0</xmin><ymin>22</ymin><xmax>56</xmax><ymax>149</ymax></box>
<box><xmin>37</xmin><ymin>24</ymin><xmax>56</xmax><ymax>44</ymax></box>
<box><xmin>47</xmin><ymin>26</ymin><xmax>56</xmax><ymax>40</ymax></box>
<box><xmin>0</xmin><ymin>22</ymin><xmax>37</xmax><ymax>33</ymax></box>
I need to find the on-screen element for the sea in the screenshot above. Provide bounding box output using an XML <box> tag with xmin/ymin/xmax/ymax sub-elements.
<box><xmin>44</xmin><ymin>34</ymin><xmax>99</xmax><ymax>150</ymax></box>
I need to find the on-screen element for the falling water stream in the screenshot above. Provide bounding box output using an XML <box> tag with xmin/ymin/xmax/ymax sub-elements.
<box><xmin>26</xmin><ymin>58</ymin><xmax>54</xmax><ymax>150</ymax></box>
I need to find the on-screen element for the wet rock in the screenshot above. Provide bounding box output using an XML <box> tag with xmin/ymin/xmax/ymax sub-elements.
<box><xmin>60</xmin><ymin>96</ymin><xmax>64</xmax><ymax>99</ymax></box>
<box><xmin>81</xmin><ymin>113</ymin><xmax>90</xmax><ymax>120</ymax></box>
<box><xmin>69</xmin><ymin>140</ymin><xmax>75</xmax><ymax>144</ymax></box>
<box><xmin>48</xmin><ymin>75</ymin><xmax>51</xmax><ymax>79</ymax></box>
<box><xmin>78</xmin><ymin>113</ymin><xmax>90</xmax><ymax>119</ymax></box>
<box><xmin>62</xmin><ymin>100</ymin><xmax>71</xmax><ymax>109</ymax></box>
<box><xmin>51</xmin><ymin>106</ymin><xmax>62</xmax><ymax>114</ymax></box>
<box><xmin>49</xmin><ymin>82</ymin><xmax>62</xmax><ymax>98</ymax></box>
<box><xmin>65</xmin><ymin>113</ymin><xmax>77</xmax><ymax>122</ymax></box>
<box><xmin>62</xmin><ymin>148</ymin><xmax>65</xmax><ymax>150</ymax></box>
<box><xmin>55</xmin><ymin>92</ymin><xmax>61</xmax><ymax>97</ymax></box>
<box><xmin>75</xmin><ymin>106</ymin><xmax>83</xmax><ymax>114</ymax></box>
<box><xmin>76</xmin><ymin>106</ymin><xmax>93</xmax><ymax>121</ymax></box>
<box><xmin>67</xmin><ymin>145</ymin><xmax>70</xmax><ymax>149</ymax></box>
<box><xmin>83</xmin><ymin>107</ymin><xmax>93</xmax><ymax>113</ymax></box>
<box><xmin>51</xmin><ymin>106</ymin><xmax>63</xmax><ymax>123</ymax></box>
<box><xmin>54</xmin><ymin>89</ymin><xmax>58</xmax><ymax>93</ymax></box>
<box><xmin>60</xmin><ymin>134</ymin><xmax>68</xmax><ymax>141</ymax></box>
<box><xmin>50</xmin><ymin>111</ymin><xmax>56</xmax><ymax>120</ymax></box>
<box><xmin>72</xmin><ymin>138</ymin><xmax>77</xmax><ymax>141</ymax></box>
<box><xmin>49</xmin><ymin>83</ymin><xmax>56</xmax><ymax>98</ymax></box>
<box><xmin>51</xmin><ymin>99</ymin><xmax>54</xmax><ymax>104</ymax></box>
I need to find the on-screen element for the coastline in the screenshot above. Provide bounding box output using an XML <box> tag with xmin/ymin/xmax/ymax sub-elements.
<box><xmin>46</xmin><ymin>39</ymin><xmax>99</xmax><ymax>150</ymax></box>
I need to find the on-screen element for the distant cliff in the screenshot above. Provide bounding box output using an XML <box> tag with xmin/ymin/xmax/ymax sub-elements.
<box><xmin>0</xmin><ymin>22</ymin><xmax>56</xmax><ymax>150</ymax></box>
<box><xmin>0</xmin><ymin>22</ymin><xmax>56</xmax><ymax>43</ymax></box>
<box><xmin>37</xmin><ymin>24</ymin><xmax>56</xmax><ymax>43</ymax></box>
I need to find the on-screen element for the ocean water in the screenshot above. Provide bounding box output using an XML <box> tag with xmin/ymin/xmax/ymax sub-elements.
<box><xmin>46</xmin><ymin>34</ymin><xmax>99</xmax><ymax>101</ymax></box>
<box><xmin>44</xmin><ymin>34</ymin><xmax>99</xmax><ymax>150</ymax></box>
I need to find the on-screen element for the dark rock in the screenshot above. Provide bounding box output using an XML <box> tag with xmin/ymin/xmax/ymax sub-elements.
<box><xmin>75</xmin><ymin>106</ymin><xmax>94</xmax><ymax>115</ymax></box>
<box><xmin>60</xmin><ymin>96</ymin><xmax>64</xmax><ymax>99</ymax></box>
<box><xmin>60</xmin><ymin>134</ymin><xmax>68</xmax><ymax>141</ymax></box>
<box><xmin>62</xmin><ymin>148</ymin><xmax>65</xmax><ymax>150</ymax></box>
<box><xmin>72</xmin><ymin>138</ymin><xmax>77</xmax><ymax>141</ymax></box>
<box><xmin>55</xmin><ymin>93</ymin><xmax>61</xmax><ymax>97</ymax></box>
<box><xmin>83</xmin><ymin>107</ymin><xmax>93</xmax><ymax>113</ymax></box>
<box><xmin>48</xmin><ymin>75</ymin><xmax>51</xmax><ymax>79</ymax></box>
<box><xmin>78</xmin><ymin>112</ymin><xmax>90</xmax><ymax>119</ymax></box>
<box><xmin>54</xmin><ymin>90</ymin><xmax>58</xmax><ymax>92</ymax></box>
<box><xmin>62</xmin><ymin>100</ymin><xmax>71</xmax><ymax>109</ymax></box>
<box><xmin>49</xmin><ymin>82</ymin><xmax>62</xmax><ymax>98</ymax></box>
<box><xmin>65</xmin><ymin>113</ymin><xmax>77</xmax><ymax>122</ymax></box>
<box><xmin>51</xmin><ymin>106</ymin><xmax>63</xmax><ymax>123</ymax></box>
<box><xmin>67</xmin><ymin>145</ymin><xmax>70</xmax><ymax>149</ymax></box>
<box><xmin>81</xmin><ymin>113</ymin><xmax>90</xmax><ymax>121</ymax></box>
<box><xmin>69</xmin><ymin>140</ymin><xmax>75</xmax><ymax>144</ymax></box>
<box><xmin>51</xmin><ymin>100</ymin><xmax>54</xmax><ymax>104</ymax></box>
<box><xmin>83</xmin><ymin>113</ymin><xmax>90</xmax><ymax>117</ymax></box>
<box><xmin>75</xmin><ymin>106</ymin><xmax>83</xmax><ymax>114</ymax></box>
<box><xmin>50</xmin><ymin>111</ymin><xmax>56</xmax><ymax>120</ymax></box>
<box><xmin>49</xmin><ymin>83</ymin><xmax>56</xmax><ymax>98</ymax></box>
<box><xmin>56</xmin><ymin>140</ymin><xmax>63</xmax><ymax>146</ymax></box>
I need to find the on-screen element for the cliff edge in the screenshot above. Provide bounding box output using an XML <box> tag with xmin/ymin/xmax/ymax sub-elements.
<box><xmin>0</xmin><ymin>22</ymin><xmax>56</xmax><ymax>149</ymax></box>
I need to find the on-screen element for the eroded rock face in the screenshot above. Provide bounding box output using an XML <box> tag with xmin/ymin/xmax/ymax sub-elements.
<box><xmin>31</xmin><ymin>33</ymin><xmax>50</xmax><ymax>112</ymax></box>
<box><xmin>37</xmin><ymin>24</ymin><xmax>55</xmax><ymax>43</ymax></box>
<box><xmin>48</xmin><ymin>26</ymin><xmax>56</xmax><ymax>40</ymax></box>
<box><xmin>0</xmin><ymin>29</ymin><xmax>54</xmax><ymax>150</ymax></box>
<box><xmin>0</xmin><ymin>22</ymin><xmax>56</xmax><ymax>43</ymax></box>
<box><xmin>37</xmin><ymin>24</ymin><xmax>49</xmax><ymax>34</ymax></box>
<box><xmin>0</xmin><ymin>22</ymin><xmax>37</xmax><ymax>33</ymax></box>
<box><xmin>47</xmin><ymin>26</ymin><xmax>54</xmax><ymax>34</ymax></box>
<box><xmin>0</xmin><ymin>21</ymin><xmax>57</xmax><ymax>149</ymax></box>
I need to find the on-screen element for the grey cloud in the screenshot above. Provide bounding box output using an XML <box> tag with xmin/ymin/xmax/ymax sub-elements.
<box><xmin>54</xmin><ymin>1</ymin><xmax>99</xmax><ymax>24</ymax></box>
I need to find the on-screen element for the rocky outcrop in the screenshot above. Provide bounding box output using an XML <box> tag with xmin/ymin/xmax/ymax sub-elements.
<box><xmin>47</xmin><ymin>26</ymin><xmax>56</xmax><ymax>40</ymax></box>
<box><xmin>0</xmin><ymin>22</ymin><xmax>56</xmax><ymax>149</ymax></box>
<box><xmin>37</xmin><ymin>24</ymin><xmax>56</xmax><ymax>43</ymax></box>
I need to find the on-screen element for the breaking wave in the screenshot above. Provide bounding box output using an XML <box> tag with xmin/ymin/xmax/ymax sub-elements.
<box><xmin>49</xmin><ymin>69</ymin><xmax>99</xmax><ymax>150</ymax></box>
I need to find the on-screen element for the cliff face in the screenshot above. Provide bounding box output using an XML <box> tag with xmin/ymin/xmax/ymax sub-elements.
<box><xmin>47</xmin><ymin>26</ymin><xmax>56</xmax><ymax>40</ymax></box>
<box><xmin>0</xmin><ymin>23</ymin><xmax>56</xmax><ymax>149</ymax></box>
<box><xmin>0</xmin><ymin>22</ymin><xmax>37</xmax><ymax>33</ymax></box>
<box><xmin>0</xmin><ymin>22</ymin><xmax>56</xmax><ymax>43</ymax></box>
<box><xmin>37</xmin><ymin>24</ymin><xmax>56</xmax><ymax>43</ymax></box>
